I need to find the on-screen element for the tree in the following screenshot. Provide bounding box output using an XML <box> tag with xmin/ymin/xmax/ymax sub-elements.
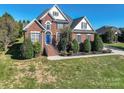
<box><xmin>83</xmin><ymin>39</ymin><xmax>91</xmax><ymax>53</ymax></box>
<box><xmin>92</xmin><ymin>34</ymin><xmax>103</xmax><ymax>51</ymax></box>
<box><xmin>0</xmin><ymin>12</ymin><xmax>20</xmax><ymax>51</ymax></box>
<box><xmin>72</xmin><ymin>39</ymin><xmax>79</xmax><ymax>53</ymax></box>
<box><xmin>57</xmin><ymin>27</ymin><xmax>72</xmax><ymax>52</ymax></box>
<box><xmin>18</xmin><ymin>20</ymin><xmax>23</xmax><ymax>37</ymax></box>
<box><xmin>105</xmin><ymin>30</ymin><xmax>115</xmax><ymax>43</ymax></box>
<box><xmin>21</xmin><ymin>38</ymin><xmax>34</xmax><ymax>59</ymax></box>
<box><xmin>57</xmin><ymin>38</ymin><xmax>67</xmax><ymax>51</ymax></box>
<box><xmin>119</xmin><ymin>28</ymin><xmax>124</xmax><ymax>42</ymax></box>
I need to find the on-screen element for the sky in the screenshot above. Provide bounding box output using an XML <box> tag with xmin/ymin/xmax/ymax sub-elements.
<box><xmin>0</xmin><ymin>4</ymin><xmax>124</xmax><ymax>29</ymax></box>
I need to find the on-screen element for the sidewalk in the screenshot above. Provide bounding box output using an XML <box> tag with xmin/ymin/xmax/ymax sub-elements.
<box><xmin>47</xmin><ymin>53</ymin><xmax>119</xmax><ymax>60</ymax></box>
<box><xmin>47</xmin><ymin>46</ymin><xmax>124</xmax><ymax>60</ymax></box>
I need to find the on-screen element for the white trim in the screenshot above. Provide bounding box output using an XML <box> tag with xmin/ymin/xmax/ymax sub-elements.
<box><xmin>87</xmin><ymin>34</ymin><xmax>91</xmax><ymax>35</ymax></box>
<box><xmin>39</xmin><ymin>4</ymin><xmax>70</xmax><ymax>22</ymax></box>
<box><xmin>45</xmin><ymin>20</ymin><xmax>52</xmax><ymax>24</ymax></box>
<box><xmin>72</xmin><ymin>16</ymin><xmax>94</xmax><ymax>32</ymax></box>
<box><xmin>84</xmin><ymin>16</ymin><xmax>95</xmax><ymax>31</ymax></box>
<box><xmin>76</xmin><ymin>34</ymin><xmax>82</xmax><ymax>43</ymax></box>
<box><xmin>35</xmin><ymin>19</ymin><xmax>46</xmax><ymax>30</ymax></box>
<box><xmin>77</xmin><ymin>34</ymin><xmax>81</xmax><ymax>35</ymax></box>
<box><xmin>30</xmin><ymin>31</ymin><xmax>41</xmax><ymax>33</ymax></box>
<box><xmin>23</xmin><ymin>19</ymin><xmax>46</xmax><ymax>31</ymax></box>
<box><xmin>30</xmin><ymin>31</ymin><xmax>42</xmax><ymax>44</ymax></box>
<box><xmin>45</xmin><ymin>21</ymin><xmax>52</xmax><ymax>31</ymax></box>
<box><xmin>56</xmin><ymin>32</ymin><xmax>61</xmax><ymax>41</ymax></box>
<box><xmin>54</xmin><ymin>4</ymin><xmax>70</xmax><ymax>22</ymax></box>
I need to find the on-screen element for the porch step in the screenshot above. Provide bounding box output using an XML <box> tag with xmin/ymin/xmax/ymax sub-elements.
<box><xmin>45</xmin><ymin>44</ymin><xmax>59</xmax><ymax>56</ymax></box>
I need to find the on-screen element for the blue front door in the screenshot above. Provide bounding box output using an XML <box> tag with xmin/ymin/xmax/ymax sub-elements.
<box><xmin>46</xmin><ymin>32</ymin><xmax>51</xmax><ymax>44</ymax></box>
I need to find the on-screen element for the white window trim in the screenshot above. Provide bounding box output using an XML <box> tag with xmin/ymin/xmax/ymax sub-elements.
<box><xmin>56</xmin><ymin>32</ymin><xmax>61</xmax><ymax>41</ymax></box>
<box><xmin>76</xmin><ymin>34</ymin><xmax>82</xmax><ymax>43</ymax></box>
<box><xmin>45</xmin><ymin>21</ymin><xmax>52</xmax><ymax>31</ymax></box>
<box><xmin>30</xmin><ymin>31</ymin><xmax>41</xmax><ymax>43</ymax></box>
<box><xmin>86</xmin><ymin>34</ymin><xmax>91</xmax><ymax>40</ymax></box>
<box><xmin>81</xmin><ymin>22</ymin><xmax>87</xmax><ymax>30</ymax></box>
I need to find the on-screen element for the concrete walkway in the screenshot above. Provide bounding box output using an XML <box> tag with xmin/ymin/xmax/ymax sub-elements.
<box><xmin>105</xmin><ymin>46</ymin><xmax>124</xmax><ymax>56</ymax></box>
<box><xmin>47</xmin><ymin>47</ymin><xmax>124</xmax><ymax>60</ymax></box>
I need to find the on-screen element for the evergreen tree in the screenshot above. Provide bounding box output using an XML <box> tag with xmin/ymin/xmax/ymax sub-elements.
<box><xmin>83</xmin><ymin>39</ymin><xmax>91</xmax><ymax>53</ymax></box>
<box><xmin>93</xmin><ymin>34</ymin><xmax>103</xmax><ymax>51</ymax></box>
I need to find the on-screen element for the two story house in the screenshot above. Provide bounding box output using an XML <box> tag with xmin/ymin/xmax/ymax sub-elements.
<box><xmin>23</xmin><ymin>4</ymin><xmax>95</xmax><ymax>56</ymax></box>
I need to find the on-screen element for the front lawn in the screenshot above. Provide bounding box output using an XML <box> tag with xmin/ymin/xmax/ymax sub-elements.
<box><xmin>0</xmin><ymin>52</ymin><xmax>124</xmax><ymax>88</ymax></box>
<box><xmin>105</xmin><ymin>42</ymin><xmax>124</xmax><ymax>50</ymax></box>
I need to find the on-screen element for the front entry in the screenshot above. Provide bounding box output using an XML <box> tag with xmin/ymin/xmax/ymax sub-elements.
<box><xmin>46</xmin><ymin>32</ymin><xmax>51</xmax><ymax>44</ymax></box>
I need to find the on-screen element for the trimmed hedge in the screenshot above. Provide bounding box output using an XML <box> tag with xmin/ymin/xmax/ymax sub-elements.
<box><xmin>21</xmin><ymin>38</ymin><xmax>34</xmax><ymax>59</ymax></box>
<box><xmin>33</xmin><ymin>42</ymin><xmax>41</xmax><ymax>57</ymax></box>
<box><xmin>72</xmin><ymin>39</ymin><xmax>79</xmax><ymax>53</ymax></box>
<box><xmin>83</xmin><ymin>39</ymin><xmax>91</xmax><ymax>53</ymax></box>
<box><xmin>92</xmin><ymin>34</ymin><xmax>103</xmax><ymax>51</ymax></box>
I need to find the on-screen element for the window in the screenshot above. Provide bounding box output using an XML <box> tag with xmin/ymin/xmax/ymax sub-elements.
<box><xmin>53</xmin><ymin>11</ymin><xmax>59</xmax><ymax>16</ymax></box>
<box><xmin>76</xmin><ymin>34</ymin><xmax>81</xmax><ymax>43</ymax></box>
<box><xmin>81</xmin><ymin>22</ymin><xmax>87</xmax><ymax>29</ymax></box>
<box><xmin>30</xmin><ymin>32</ymin><xmax>41</xmax><ymax>43</ymax></box>
<box><xmin>86</xmin><ymin>34</ymin><xmax>91</xmax><ymax>40</ymax></box>
<box><xmin>57</xmin><ymin>23</ymin><xmax>63</xmax><ymax>29</ymax></box>
<box><xmin>57</xmin><ymin>32</ymin><xmax>61</xmax><ymax>42</ymax></box>
<box><xmin>46</xmin><ymin>22</ymin><xmax>51</xmax><ymax>30</ymax></box>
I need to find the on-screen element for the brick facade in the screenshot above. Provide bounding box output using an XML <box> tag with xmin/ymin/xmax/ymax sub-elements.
<box><xmin>24</xmin><ymin>21</ymin><xmax>44</xmax><ymax>48</ymax></box>
<box><xmin>72</xmin><ymin>32</ymin><xmax>94</xmax><ymax>43</ymax></box>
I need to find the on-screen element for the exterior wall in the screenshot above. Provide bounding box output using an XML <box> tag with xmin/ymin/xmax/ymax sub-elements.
<box><xmin>40</xmin><ymin>13</ymin><xmax>69</xmax><ymax>45</ymax></box>
<box><xmin>24</xmin><ymin>21</ymin><xmax>44</xmax><ymax>48</ymax></box>
<box><xmin>49</xmin><ymin>6</ymin><xmax>66</xmax><ymax>20</ymax></box>
<box><xmin>41</xmin><ymin>14</ymin><xmax>57</xmax><ymax>36</ymax></box>
<box><xmin>72</xmin><ymin>32</ymin><xmax>94</xmax><ymax>43</ymax></box>
<box><xmin>41</xmin><ymin>14</ymin><xmax>58</xmax><ymax>45</ymax></box>
<box><xmin>74</xmin><ymin>18</ymin><xmax>92</xmax><ymax>30</ymax></box>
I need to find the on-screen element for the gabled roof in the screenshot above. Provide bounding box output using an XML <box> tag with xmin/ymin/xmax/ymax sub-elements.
<box><xmin>96</xmin><ymin>26</ymin><xmax>121</xmax><ymax>35</ymax></box>
<box><xmin>37</xmin><ymin>9</ymin><xmax>50</xmax><ymax>20</ymax></box>
<box><xmin>36</xmin><ymin>4</ymin><xmax>72</xmax><ymax>23</ymax></box>
<box><xmin>23</xmin><ymin>19</ymin><xmax>46</xmax><ymax>31</ymax></box>
<box><xmin>70</xmin><ymin>16</ymin><xmax>94</xmax><ymax>31</ymax></box>
<box><xmin>70</xmin><ymin>16</ymin><xmax>85</xmax><ymax>29</ymax></box>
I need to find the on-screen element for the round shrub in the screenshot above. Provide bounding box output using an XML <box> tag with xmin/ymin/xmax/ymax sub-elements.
<box><xmin>72</xmin><ymin>39</ymin><xmax>79</xmax><ymax>53</ymax></box>
<box><xmin>93</xmin><ymin>34</ymin><xmax>103</xmax><ymax>51</ymax></box>
<box><xmin>21</xmin><ymin>38</ymin><xmax>34</xmax><ymax>59</ymax></box>
<box><xmin>33</xmin><ymin>41</ymin><xmax>41</xmax><ymax>57</ymax></box>
<box><xmin>83</xmin><ymin>39</ymin><xmax>91</xmax><ymax>53</ymax></box>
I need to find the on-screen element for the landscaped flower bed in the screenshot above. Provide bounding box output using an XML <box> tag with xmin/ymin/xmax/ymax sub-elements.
<box><xmin>59</xmin><ymin>49</ymin><xmax>112</xmax><ymax>56</ymax></box>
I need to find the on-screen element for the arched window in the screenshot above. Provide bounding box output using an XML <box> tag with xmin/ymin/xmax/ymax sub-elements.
<box><xmin>45</xmin><ymin>21</ymin><xmax>51</xmax><ymax>30</ymax></box>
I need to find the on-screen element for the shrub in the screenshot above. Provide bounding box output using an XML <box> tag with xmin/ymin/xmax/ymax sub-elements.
<box><xmin>33</xmin><ymin>41</ymin><xmax>41</xmax><ymax>57</ymax></box>
<box><xmin>83</xmin><ymin>39</ymin><xmax>91</xmax><ymax>53</ymax></box>
<box><xmin>79</xmin><ymin>42</ymin><xmax>83</xmax><ymax>52</ymax></box>
<box><xmin>60</xmin><ymin>51</ymin><xmax>68</xmax><ymax>56</ymax></box>
<box><xmin>57</xmin><ymin>27</ymin><xmax>72</xmax><ymax>52</ymax></box>
<box><xmin>0</xmin><ymin>42</ymin><xmax>4</xmax><ymax>51</ymax></box>
<box><xmin>93</xmin><ymin>34</ymin><xmax>103</xmax><ymax>51</ymax></box>
<box><xmin>57</xmin><ymin>38</ymin><xmax>67</xmax><ymax>51</ymax></box>
<box><xmin>21</xmin><ymin>38</ymin><xmax>34</xmax><ymax>59</ymax></box>
<box><xmin>72</xmin><ymin>39</ymin><xmax>79</xmax><ymax>53</ymax></box>
<box><xmin>104</xmin><ymin>30</ymin><xmax>115</xmax><ymax>43</ymax></box>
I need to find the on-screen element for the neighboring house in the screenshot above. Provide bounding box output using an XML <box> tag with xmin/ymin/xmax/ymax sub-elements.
<box><xmin>23</xmin><ymin>5</ymin><xmax>95</xmax><ymax>56</ymax></box>
<box><xmin>96</xmin><ymin>26</ymin><xmax>121</xmax><ymax>35</ymax></box>
<box><xmin>96</xmin><ymin>26</ymin><xmax>121</xmax><ymax>42</ymax></box>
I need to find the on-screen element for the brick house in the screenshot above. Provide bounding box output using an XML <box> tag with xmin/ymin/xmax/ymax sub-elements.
<box><xmin>23</xmin><ymin>5</ymin><xmax>95</xmax><ymax>56</ymax></box>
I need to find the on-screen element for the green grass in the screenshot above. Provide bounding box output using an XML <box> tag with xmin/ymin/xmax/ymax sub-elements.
<box><xmin>0</xmin><ymin>52</ymin><xmax>124</xmax><ymax>88</ymax></box>
<box><xmin>105</xmin><ymin>42</ymin><xmax>124</xmax><ymax>50</ymax></box>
